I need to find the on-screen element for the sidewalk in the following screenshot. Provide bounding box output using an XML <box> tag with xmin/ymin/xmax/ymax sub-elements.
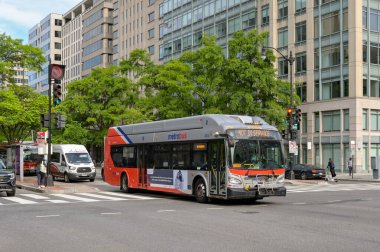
<box><xmin>286</xmin><ymin>173</ymin><xmax>380</xmax><ymax>185</ymax></box>
<box><xmin>16</xmin><ymin>168</ymin><xmax>102</xmax><ymax>194</ymax></box>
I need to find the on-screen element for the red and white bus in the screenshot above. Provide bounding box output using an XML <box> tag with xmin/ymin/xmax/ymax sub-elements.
<box><xmin>104</xmin><ymin>114</ymin><xmax>286</xmax><ymax>203</ymax></box>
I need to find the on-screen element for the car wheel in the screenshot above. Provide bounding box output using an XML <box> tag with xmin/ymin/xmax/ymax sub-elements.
<box><xmin>121</xmin><ymin>173</ymin><xmax>130</xmax><ymax>193</ymax></box>
<box><xmin>64</xmin><ymin>173</ymin><xmax>70</xmax><ymax>183</ymax></box>
<box><xmin>7</xmin><ymin>188</ymin><xmax>16</xmax><ymax>197</ymax></box>
<box><xmin>194</xmin><ymin>178</ymin><xmax>208</xmax><ymax>203</ymax></box>
<box><xmin>301</xmin><ymin>172</ymin><xmax>307</xmax><ymax>180</ymax></box>
<box><xmin>89</xmin><ymin>178</ymin><xmax>95</xmax><ymax>182</ymax></box>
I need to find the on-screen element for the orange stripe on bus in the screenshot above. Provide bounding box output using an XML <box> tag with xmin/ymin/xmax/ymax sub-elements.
<box><xmin>230</xmin><ymin>168</ymin><xmax>285</xmax><ymax>176</ymax></box>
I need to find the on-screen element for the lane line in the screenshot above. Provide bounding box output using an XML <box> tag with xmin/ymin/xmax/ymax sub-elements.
<box><xmin>157</xmin><ymin>210</ymin><xmax>176</xmax><ymax>213</ymax></box>
<box><xmin>36</xmin><ymin>215</ymin><xmax>60</xmax><ymax>218</ymax></box>
<box><xmin>46</xmin><ymin>200</ymin><xmax>69</xmax><ymax>204</ymax></box>
<box><xmin>207</xmin><ymin>207</ymin><xmax>224</xmax><ymax>210</ymax></box>
<box><xmin>101</xmin><ymin>212</ymin><xmax>122</xmax><ymax>215</ymax></box>
<box><xmin>293</xmin><ymin>202</ymin><xmax>307</xmax><ymax>205</ymax></box>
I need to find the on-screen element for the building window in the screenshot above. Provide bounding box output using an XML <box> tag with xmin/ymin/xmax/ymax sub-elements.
<box><xmin>321</xmin><ymin>79</ymin><xmax>348</xmax><ymax>100</ymax></box>
<box><xmin>315</xmin><ymin>112</ymin><xmax>320</xmax><ymax>132</ymax></box>
<box><xmin>278</xmin><ymin>27</ymin><xmax>288</xmax><ymax>49</ymax></box>
<box><xmin>301</xmin><ymin>113</ymin><xmax>307</xmax><ymax>133</ymax></box>
<box><xmin>322</xmin><ymin>110</ymin><xmax>341</xmax><ymax>132</ymax></box>
<box><xmin>216</xmin><ymin>21</ymin><xmax>226</xmax><ymax>37</ymax></box>
<box><xmin>228</xmin><ymin>16</ymin><xmax>242</xmax><ymax>34</ymax></box>
<box><xmin>371</xmin><ymin>110</ymin><xmax>380</xmax><ymax>131</ymax></box>
<box><xmin>315</xmin><ymin>44</ymin><xmax>348</xmax><ymax>69</ymax></box>
<box><xmin>54</xmin><ymin>54</ymin><xmax>61</xmax><ymax>61</ymax></box>
<box><xmin>278</xmin><ymin>0</ymin><xmax>288</xmax><ymax>20</ymax></box>
<box><xmin>363</xmin><ymin>7</ymin><xmax>368</xmax><ymax>29</ymax></box>
<box><xmin>296</xmin><ymin>82</ymin><xmax>307</xmax><ymax>103</ymax></box>
<box><xmin>295</xmin><ymin>21</ymin><xmax>306</xmax><ymax>44</ymax></box>
<box><xmin>173</xmin><ymin>39</ymin><xmax>181</xmax><ymax>53</ymax></box>
<box><xmin>262</xmin><ymin>5</ymin><xmax>269</xmax><ymax>26</ymax></box>
<box><xmin>148</xmin><ymin>28</ymin><xmax>155</xmax><ymax>39</ymax></box>
<box><xmin>321</xmin><ymin>11</ymin><xmax>340</xmax><ymax>36</ymax></box>
<box><xmin>148</xmin><ymin>45</ymin><xmax>155</xmax><ymax>55</ymax></box>
<box><xmin>296</xmin><ymin>53</ymin><xmax>306</xmax><ymax>74</ymax></box>
<box><xmin>242</xmin><ymin>11</ymin><xmax>256</xmax><ymax>29</ymax></box>
<box><xmin>148</xmin><ymin>12</ymin><xmax>155</xmax><ymax>22</ymax></box>
<box><xmin>193</xmin><ymin>30</ymin><xmax>202</xmax><ymax>46</ymax></box>
<box><xmin>344</xmin><ymin>109</ymin><xmax>349</xmax><ymax>131</ymax></box>
<box><xmin>363</xmin><ymin>109</ymin><xmax>368</xmax><ymax>130</ymax></box>
<box><xmin>54</xmin><ymin>42</ymin><xmax>61</xmax><ymax>49</ymax></box>
<box><xmin>278</xmin><ymin>58</ymin><xmax>288</xmax><ymax>77</ymax></box>
<box><xmin>54</xmin><ymin>19</ymin><xmax>62</xmax><ymax>26</ymax></box>
<box><xmin>295</xmin><ymin>0</ymin><xmax>307</xmax><ymax>15</ymax></box>
<box><xmin>54</xmin><ymin>31</ymin><xmax>61</xmax><ymax>38</ymax></box>
<box><xmin>149</xmin><ymin>0</ymin><xmax>156</xmax><ymax>6</ymax></box>
<box><xmin>182</xmin><ymin>34</ymin><xmax>192</xmax><ymax>49</ymax></box>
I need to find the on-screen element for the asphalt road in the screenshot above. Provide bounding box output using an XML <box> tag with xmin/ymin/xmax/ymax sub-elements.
<box><xmin>1</xmin><ymin>184</ymin><xmax>380</xmax><ymax>252</ymax></box>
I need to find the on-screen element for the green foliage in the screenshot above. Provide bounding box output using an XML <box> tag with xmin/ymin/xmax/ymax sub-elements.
<box><xmin>0</xmin><ymin>33</ymin><xmax>45</xmax><ymax>86</ymax></box>
<box><xmin>0</xmin><ymin>84</ymin><xmax>48</xmax><ymax>144</ymax></box>
<box><xmin>60</xmin><ymin>66</ymin><xmax>147</xmax><ymax>147</ymax></box>
<box><xmin>53</xmin><ymin>121</ymin><xmax>89</xmax><ymax>145</ymax></box>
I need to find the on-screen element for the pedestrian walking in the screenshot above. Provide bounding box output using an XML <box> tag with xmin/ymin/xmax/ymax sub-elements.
<box><xmin>347</xmin><ymin>157</ymin><xmax>353</xmax><ymax>177</ymax></box>
<box><xmin>327</xmin><ymin>158</ymin><xmax>336</xmax><ymax>181</ymax></box>
<box><xmin>39</xmin><ymin>158</ymin><xmax>47</xmax><ymax>188</ymax></box>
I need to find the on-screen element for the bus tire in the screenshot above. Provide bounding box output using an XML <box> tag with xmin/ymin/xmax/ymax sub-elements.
<box><xmin>121</xmin><ymin>173</ymin><xmax>130</xmax><ymax>193</ymax></box>
<box><xmin>194</xmin><ymin>178</ymin><xmax>208</xmax><ymax>203</ymax></box>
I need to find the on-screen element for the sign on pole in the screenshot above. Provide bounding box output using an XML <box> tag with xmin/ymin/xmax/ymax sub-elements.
<box><xmin>289</xmin><ymin>141</ymin><xmax>298</xmax><ymax>155</ymax></box>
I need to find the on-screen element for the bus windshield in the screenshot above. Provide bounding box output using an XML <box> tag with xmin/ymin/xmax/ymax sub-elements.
<box><xmin>65</xmin><ymin>153</ymin><xmax>92</xmax><ymax>164</ymax></box>
<box><xmin>231</xmin><ymin>139</ymin><xmax>284</xmax><ymax>169</ymax></box>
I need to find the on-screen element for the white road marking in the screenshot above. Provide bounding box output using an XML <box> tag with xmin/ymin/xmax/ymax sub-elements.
<box><xmin>207</xmin><ymin>207</ymin><xmax>224</xmax><ymax>210</ymax></box>
<box><xmin>3</xmin><ymin>197</ymin><xmax>38</xmax><ymax>204</ymax></box>
<box><xmin>46</xmin><ymin>200</ymin><xmax>69</xmax><ymax>204</ymax></box>
<box><xmin>157</xmin><ymin>210</ymin><xmax>176</xmax><ymax>212</ymax></box>
<box><xmin>36</xmin><ymin>215</ymin><xmax>60</xmax><ymax>218</ymax></box>
<box><xmin>76</xmin><ymin>193</ymin><xmax>128</xmax><ymax>201</ymax></box>
<box><xmin>100</xmin><ymin>191</ymin><xmax>156</xmax><ymax>200</ymax></box>
<box><xmin>20</xmin><ymin>194</ymin><xmax>50</xmax><ymax>200</ymax></box>
<box><xmin>51</xmin><ymin>194</ymin><xmax>99</xmax><ymax>202</ymax></box>
<box><xmin>293</xmin><ymin>202</ymin><xmax>307</xmax><ymax>205</ymax></box>
<box><xmin>101</xmin><ymin>212</ymin><xmax>122</xmax><ymax>215</ymax></box>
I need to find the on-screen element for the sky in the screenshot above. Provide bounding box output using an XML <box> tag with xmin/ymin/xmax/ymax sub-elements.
<box><xmin>0</xmin><ymin>0</ymin><xmax>80</xmax><ymax>43</ymax></box>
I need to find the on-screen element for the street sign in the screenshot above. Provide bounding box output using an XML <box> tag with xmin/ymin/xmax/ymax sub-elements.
<box><xmin>289</xmin><ymin>141</ymin><xmax>298</xmax><ymax>155</ymax></box>
<box><xmin>37</xmin><ymin>131</ymin><xmax>46</xmax><ymax>144</ymax></box>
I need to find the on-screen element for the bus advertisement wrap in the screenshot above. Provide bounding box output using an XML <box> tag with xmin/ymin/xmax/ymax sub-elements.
<box><xmin>147</xmin><ymin>169</ymin><xmax>188</xmax><ymax>192</ymax></box>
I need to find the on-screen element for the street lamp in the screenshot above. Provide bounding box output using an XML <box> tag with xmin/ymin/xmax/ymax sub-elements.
<box><xmin>262</xmin><ymin>46</ymin><xmax>295</xmax><ymax>180</ymax></box>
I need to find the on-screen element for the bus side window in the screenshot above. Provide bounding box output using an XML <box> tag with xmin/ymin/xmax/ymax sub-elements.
<box><xmin>192</xmin><ymin>151</ymin><xmax>208</xmax><ymax>170</ymax></box>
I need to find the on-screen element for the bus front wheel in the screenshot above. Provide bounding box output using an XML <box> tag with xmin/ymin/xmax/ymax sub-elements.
<box><xmin>194</xmin><ymin>179</ymin><xmax>208</xmax><ymax>203</ymax></box>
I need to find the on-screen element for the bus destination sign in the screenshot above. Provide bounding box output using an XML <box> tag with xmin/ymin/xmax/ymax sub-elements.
<box><xmin>233</xmin><ymin>129</ymin><xmax>279</xmax><ymax>139</ymax></box>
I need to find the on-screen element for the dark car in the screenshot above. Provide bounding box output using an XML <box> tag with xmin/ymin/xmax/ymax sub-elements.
<box><xmin>286</xmin><ymin>164</ymin><xmax>326</xmax><ymax>180</ymax></box>
<box><xmin>0</xmin><ymin>159</ymin><xmax>16</xmax><ymax>196</ymax></box>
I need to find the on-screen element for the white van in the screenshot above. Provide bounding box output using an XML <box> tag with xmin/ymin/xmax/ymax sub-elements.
<box><xmin>50</xmin><ymin>144</ymin><xmax>96</xmax><ymax>182</ymax></box>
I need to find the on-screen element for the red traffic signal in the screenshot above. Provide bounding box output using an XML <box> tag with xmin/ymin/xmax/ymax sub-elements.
<box><xmin>287</xmin><ymin>107</ymin><xmax>292</xmax><ymax>118</ymax></box>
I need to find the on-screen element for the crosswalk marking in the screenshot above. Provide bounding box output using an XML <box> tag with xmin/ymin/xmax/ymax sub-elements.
<box><xmin>20</xmin><ymin>194</ymin><xmax>50</xmax><ymax>200</ymax></box>
<box><xmin>50</xmin><ymin>194</ymin><xmax>100</xmax><ymax>202</ymax></box>
<box><xmin>3</xmin><ymin>197</ymin><xmax>38</xmax><ymax>204</ymax></box>
<box><xmin>100</xmin><ymin>191</ymin><xmax>156</xmax><ymax>200</ymax></box>
<box><xmin>46</xmin><ymin>200</ymin><xmax>69</xmax><ymax>204</ymax></box>
<box><xmin>76</xmin><ymin>193</ymin><xmax>128</xmax><ymax>201</ymax></box>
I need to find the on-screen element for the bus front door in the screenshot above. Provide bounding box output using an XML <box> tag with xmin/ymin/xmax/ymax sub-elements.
<box><xmin>138</xmin><ymin>146</ymin><xmax>147</xmax><ymax>188</ymax></box>
<box><xmin>209</xmin><ymin>141</ymin><xmax>226</xmax><ymax>197</ymax></box>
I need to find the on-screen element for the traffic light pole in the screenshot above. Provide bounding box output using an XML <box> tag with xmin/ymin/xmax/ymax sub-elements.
<box><xmin>46</xmin><ymin>60</ymin><xmax>54</xmax><ymax>187</ymax></box>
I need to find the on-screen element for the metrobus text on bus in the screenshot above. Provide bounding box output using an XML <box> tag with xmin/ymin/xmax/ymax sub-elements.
<box><xmin>103</xmin><ymin>114</ymin><xmax>286</xmax><ymax>203</ymax></box>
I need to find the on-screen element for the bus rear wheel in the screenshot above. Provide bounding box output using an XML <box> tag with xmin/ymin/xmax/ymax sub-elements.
<box><xmin>194</xmin><ymin>179</ymin><xmax>208</xmax><ymax>203</ymax></box>
<box><xmin>121</xmin><ymin>174</ymin><xmax>131</xmax><ymax>193</ymax></box>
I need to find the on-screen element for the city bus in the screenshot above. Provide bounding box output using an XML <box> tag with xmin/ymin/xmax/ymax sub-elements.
<box><xmin>104</xmin><ymin>114</ymin><xmax>286</xmax><ymax>203</ymax></box>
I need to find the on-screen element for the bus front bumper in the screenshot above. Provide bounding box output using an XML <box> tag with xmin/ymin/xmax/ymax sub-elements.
<box><xmin>227</xmin><ymin>186</ymin><xmax>286</xmax><ymax>199</ymax></box>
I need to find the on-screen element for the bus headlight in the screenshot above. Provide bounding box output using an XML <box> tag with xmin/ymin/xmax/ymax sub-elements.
<box><xmin>228</xmin><ymin>175</ymin><xmax>242</xmax><ymax>185</ymax></box>
<box><xmin>276</xmin><ymin>173</ymin><xmax>285</xmax><ymax>184</ymax></box>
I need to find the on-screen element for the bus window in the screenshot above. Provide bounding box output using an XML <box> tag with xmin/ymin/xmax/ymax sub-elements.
<box><xmin>111</xmin><ymin>146</ymin><xmax>137</xmax><ymax>168</ymax></box>
<box><xmin>192</xmin><ymin>143</ymin><xmax>208</xmax><ymax>170</ymax></box>
<box><xmin>153</xmin><ymin>144</ymin><xmax>171</xmax><ymax>169</ymax></box>
<box><xmin>172</xmin><ymin>144</ymin><xmax>190</xmax><ymax>169</ymax></box>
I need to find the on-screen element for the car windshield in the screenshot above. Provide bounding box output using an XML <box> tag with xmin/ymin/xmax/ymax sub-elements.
<box><xmin>65</xmin><ymin>153</ymin><xmax>92</xmax><ymax>164</ymax></box>
<box><xmin>230</xmin><ymin>139</ymin><xmax>284</xmax><ymax>169</ymax></box>
<box><xmin>0</xmin><ymin>159</ymin><xmax>6</xmax><ymax>170</ymax></box>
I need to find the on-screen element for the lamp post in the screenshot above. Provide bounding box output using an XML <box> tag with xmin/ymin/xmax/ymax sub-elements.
<box><xmin>263</xmin><ymin>46</ymin><xmax>295</xmax><ymax>180</ymax></box>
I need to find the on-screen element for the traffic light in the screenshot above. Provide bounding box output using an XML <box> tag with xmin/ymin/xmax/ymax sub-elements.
<box><xmin>295</xmin><ymin>108</ymin><xmax>302</xmax><ymax>130</ymax></box>
<box><xmin>53</xmin><ymin>81</ymin><xmax>62</xmax><ymax>106</ymax></box>
<box><xmin>287</xmin><ymin>107</ymin><xmax>292</xmax><ymax>119</ymax></box>
<box><xmin>54</xmin><ymin>114</ymin><xmax>66</xmax><ymax>129</ymax></box>
<box><xmin>40</xmin><ymin>114</ymin><xmax>49</xmax><ymax>128</ymax></box>
<box><xmin>54</xmin><ymin>113</ymin><xmax>59</xmax><ymax>128</ymax></box>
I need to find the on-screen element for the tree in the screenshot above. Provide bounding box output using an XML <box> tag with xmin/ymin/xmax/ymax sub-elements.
<box><xmin>0</xmin><ymin>33</ymin><xmax>45</xmax><ymax>86</ymax></box>
<box><xmin>0</xmin><ymin>84</ymin><xmax>48</xmax><ymax>144</ymax></box>
<box><xmin>60</xmin><ymin>66</ymin><xmax>147</xmax><ymax>147</ymax></box>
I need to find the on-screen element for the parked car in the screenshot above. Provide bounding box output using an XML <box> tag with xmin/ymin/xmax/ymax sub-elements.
<box><xmin>286</xmin><ymin>164</ymin><xmax>326</xmax><ymax>180</ymax></box>
<box><xmin>0</xmin><ymin>159</ymin><xmax>16</xmax><ymax>196</ymax></box>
